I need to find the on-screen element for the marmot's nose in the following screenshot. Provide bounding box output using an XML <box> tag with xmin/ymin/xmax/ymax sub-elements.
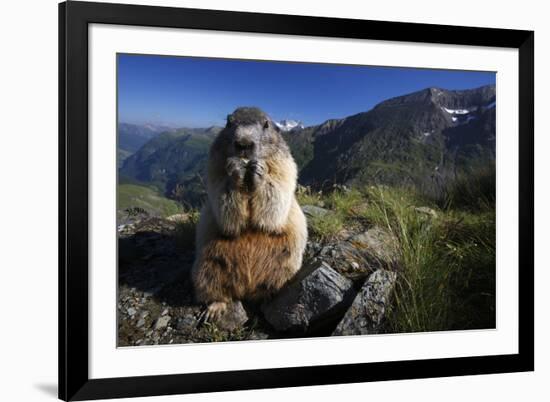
<box><xmin>234</xmin><ymin>139</ymin><xmax>254</xmax><ymax>151</ymax></box>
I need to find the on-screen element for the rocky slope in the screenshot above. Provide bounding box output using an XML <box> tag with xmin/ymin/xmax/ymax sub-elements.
<box><xmin>117</xmin><ymin>207</ymin><xmax>402</xmax><ymax>346</ymax></box>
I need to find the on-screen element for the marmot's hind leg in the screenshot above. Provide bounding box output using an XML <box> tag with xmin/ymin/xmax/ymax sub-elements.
<box><xmin>192</xmin><ymin>239</ymin><xmax>244</xmax><ymax>326</ymax></box>
<box><xmin>192</xmin><ymin>254</ymin><xmax>235</xmax><ymax>305</ymax></box>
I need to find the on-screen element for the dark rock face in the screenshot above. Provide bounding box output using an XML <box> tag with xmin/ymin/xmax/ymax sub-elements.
<box><xmin>333</xmin><ymin>269</ymin><xmax>397</xmax><ymax>336</ymax></box>
<box><xmin>262</xmin><ymin>262</ymin><xmax>355</xmax><ymax>333</ymax></box>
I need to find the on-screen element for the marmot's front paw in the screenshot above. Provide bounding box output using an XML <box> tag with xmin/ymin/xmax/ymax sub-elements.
<box><xmin>246</xmin><ymin>160</ymin><xmax>266</xmax><ymax>191</ymax></box>
<box><xmin>248</xmin><ymin>160</ymin><xmax>266</xmax><ymax>177</ymax></box>
<box><xmin>226</xmin><ymin>158</ymin><xmax>248</xmax><ymax>187</ymax></box>
<box><xmin>198</xmin><ymin>301</ymin><xmax>228</xmax><ymax>324</ymax></box>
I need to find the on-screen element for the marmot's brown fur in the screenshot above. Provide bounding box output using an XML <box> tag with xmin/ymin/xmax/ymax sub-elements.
<box><xmin>191</xmin><ymin>107</ymin><xmax>308</xmax><ymax>321</ymax></box>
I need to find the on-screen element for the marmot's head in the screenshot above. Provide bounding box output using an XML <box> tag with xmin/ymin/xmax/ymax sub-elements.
<box><xmin>216</xmin><ymin>107</ymin><xmax>288</xmax><ymax>161</ymax></box>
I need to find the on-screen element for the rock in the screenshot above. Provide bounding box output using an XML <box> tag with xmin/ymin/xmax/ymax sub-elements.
<box><xmin>247</xmin><ymin>332</ymin><xmax>270</xmax><ymax>341</ymax></box>
<box><xmin>306</xmin><ymin>226</ymin><xmax>399</xmax><ymax>281</ymax></box>
<box><xmin>143</xmin><ymin>287</ymin><xmax>162</xmax><ymax>297</ymax></box>
<box><xmin>154</xmin><ymin>315</ymin><xmax>171</xmax><ymax>330</ymax></box>
<box><xmin>262</xmin><ymin>262</ymin><xmax>355</xmax><ymax>333</ymax></box>
<box><xmin>161</xmin><ymin>308</ymin><xmax>169</xmax><ymax>316</ymax></box>
<box><xmin>166</xmin><ymin>213</ymin><xmax>190</xmax><ymax>222</ymax></box>
<box><xmin>301</xmin><ymin>205</ymin><xmax>331</xmax><ymax>219</ymax></box>
<box><xmin>333</xmin><ymin>269</ymin><xmax>397</xmax><ymax>336</ymax></box>
<box><xmin>136</xmin><ymin>318</ymin><xmax>146</xmax><ymax>328</ymax></box>
<box><xmin>413</xmin><ymin>206</ymin><xmax>438</xmax><ymax>218</ymax></box>
<box><xmin>176</xmin><ymin>314</ymin><xmax>198</xmax><ymax>331</ymax></box>
<box><xmin>319</xmin><ymin>241</ymin><xmax>369</xmax><ymax>275</ymax></box>
<box><xmin>331</xmin><ymin>183</ymin><xmax>350</xmax><ymax>193</ymax></box>
<box><xmin>348</xmin><ymin>227</ymin><xmax>399</xmax><ymax>267</ymax></box>
<box><xmin>215</xmin><ymin>301</ymin><xmax>249</xmax><ymax>331</ymax></box>
<box><xmin>127</xmin><ymin>307</ymin><xmax>137</xmax><ymax>317</ymax></box>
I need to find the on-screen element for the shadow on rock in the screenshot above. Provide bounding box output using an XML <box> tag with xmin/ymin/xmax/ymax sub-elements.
<box><xmin>118</xmin><ymin>217</ymin><xmax>195</xmax><ymax>306</ymax></box>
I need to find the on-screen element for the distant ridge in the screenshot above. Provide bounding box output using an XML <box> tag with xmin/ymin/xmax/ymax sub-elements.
<box><xmin>119</xmin><ymin>85</ymin><xmax>496</xmax><ymax>199</ymax></box>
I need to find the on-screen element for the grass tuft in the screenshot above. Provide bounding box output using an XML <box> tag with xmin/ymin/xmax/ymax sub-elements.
<box><xmin>361</xmin><ymin>185</ymin><xmax>496</xmax><ymax>332</ymax></box>
<box><xmin>307</xmin><ymin>212</ymin><xmax>345</xmax><ymax>241</ymax></box>
<box><xmin>297</xmin><ymin>179</ymin><xmax>495</xmax><ymax>333</ymax></box>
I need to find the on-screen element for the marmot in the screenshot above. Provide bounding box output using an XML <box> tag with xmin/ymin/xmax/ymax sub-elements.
<box><xmin>191</xmin><ymin>107</ymin><xmax>308</xmax><ymax>321</ymax></box>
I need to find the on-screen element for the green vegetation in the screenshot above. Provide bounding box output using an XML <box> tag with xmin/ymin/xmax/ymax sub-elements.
<box><xmin>196</xmin><ymin>318</ymin><xmax>260</xmax><ymax>343</ymax></box>
<box><xmin>296</xmin><ymin>186</ymin><xmax>323</xmax><ymax>206</ymax></box>
<box><xmin>362</xmin><ymin>186</ymin><xmax>495</xmax><ymax>332</ymax></box>
<box><xmin>299</xmin><ymin>187</ymin><xmax>366</xmax><ymax>241</ymax></box>
<box><xmin>308</xmin><ymin>212</ymin><xmax>345</xmax><ymax>241</ymax></box>
<box><xmin>434</xmin><ymin>161</ymin><xmax>496</xmax><ymax>211</ymax></box>
<box><xmin>117</xmin><ymin>183</ymin><xmax>182</xmax><ymax>220</ymax></box>
<box><xmin>325</xmin><ymin>188</ymin><xmax>364</xmax><ymax>216</ymax></box>
<box><xmin>297</xmin><ymin>166</ymin><xmax>495</xmax><ymax>332</ymax></box>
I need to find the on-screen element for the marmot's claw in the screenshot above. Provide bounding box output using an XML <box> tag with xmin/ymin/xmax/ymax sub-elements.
<box><xmin>226</xmin><ymin>157</ymin><xmax>248</xmax><ymax>185</ymax></box>
<box><xmin>197</xmin><ymin>302</ymin><xmax>228</xmax><ymax>326</ymax></box>
<box><xmin>248</xmin><ymin>160</ymin><xmax>265</xmax><ymax>177</ymax></box>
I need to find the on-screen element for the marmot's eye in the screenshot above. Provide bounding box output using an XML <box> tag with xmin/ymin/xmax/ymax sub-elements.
<box><xmin>263</xmin><ymin>120</ymin><xmax>270</xmax><ymax>129</ymax></box>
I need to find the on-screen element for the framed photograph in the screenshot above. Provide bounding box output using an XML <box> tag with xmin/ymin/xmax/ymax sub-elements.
<box><xmin>59</xmin><ymin>1</ymin><xmax>534</xmax><ymax>400</ymax></box>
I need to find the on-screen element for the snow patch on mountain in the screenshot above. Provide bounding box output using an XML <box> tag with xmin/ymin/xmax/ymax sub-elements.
<box><xmin>274</xmin><ymin>119</ymin><xmax>304</xmax><ymax>132</ymax></box>
<box><xmin>442</xmin><ymin>107</ymin><xmax>470</xmax><ymax>115</ymax></box>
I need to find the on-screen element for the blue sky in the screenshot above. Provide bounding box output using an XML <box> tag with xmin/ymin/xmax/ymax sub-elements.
<box><xmin>118</xmin><ymin>54</ymin><xmax>496</xmax><ymax>128</ymax></box>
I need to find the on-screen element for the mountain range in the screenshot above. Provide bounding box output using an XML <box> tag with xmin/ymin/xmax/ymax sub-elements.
<box><xmin>118</xmin><ymin>84</ymin><xmax>495</xmax><ymax>206</ymax></box>
<box><xmin>294</xmin><ymin>85</ymin><xmax>495</xmax><ymax>187</ymax></box>
<box><xmin>118</xmin><ymin>123</ymin><xmax>179</xmax><ymax>167</ymax></box>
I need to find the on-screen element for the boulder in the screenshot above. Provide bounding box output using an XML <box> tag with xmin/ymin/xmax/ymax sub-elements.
<box><xmin>333</xmin><ymin>269</ymin><xmax>397</xmax><ymax>336</ymax></box>
<box><xmin>301</xmin><ymin>205</ymin><xmax>331</xmax><ymax>219</ymax></box>
<box><xmin>262</xmin><ymin>262</ymin><xmax>355</xmax><ymax>333</ymax></box>
<box><xmin>348</xmin><ymin>226</ymin><xmax>399</xmax><ymax>266</ymax></box>
<box><xmin>166</xmin><ymin>213</ymin><xmax>191</xmax><ymax>223</ymax></box>
<box><xmin>154</xmin><ymin>315</ymin><xmax>171</xmax><ymax>330</ymax></box>
<box><xmin>215</xmin><ymin>301</ymin><xmax>249</xmax><ymax>331</ymax></box>
<box><xmin>307</xmin><ymin>226</ymin><xmax>399</xmax><ymax>280</ymax></box>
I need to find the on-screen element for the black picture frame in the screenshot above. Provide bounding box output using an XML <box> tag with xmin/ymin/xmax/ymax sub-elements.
<box><xmin>59</xmin><ymin>1</ymin><xmax>534</xmax><ymax>400</ymax></box>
